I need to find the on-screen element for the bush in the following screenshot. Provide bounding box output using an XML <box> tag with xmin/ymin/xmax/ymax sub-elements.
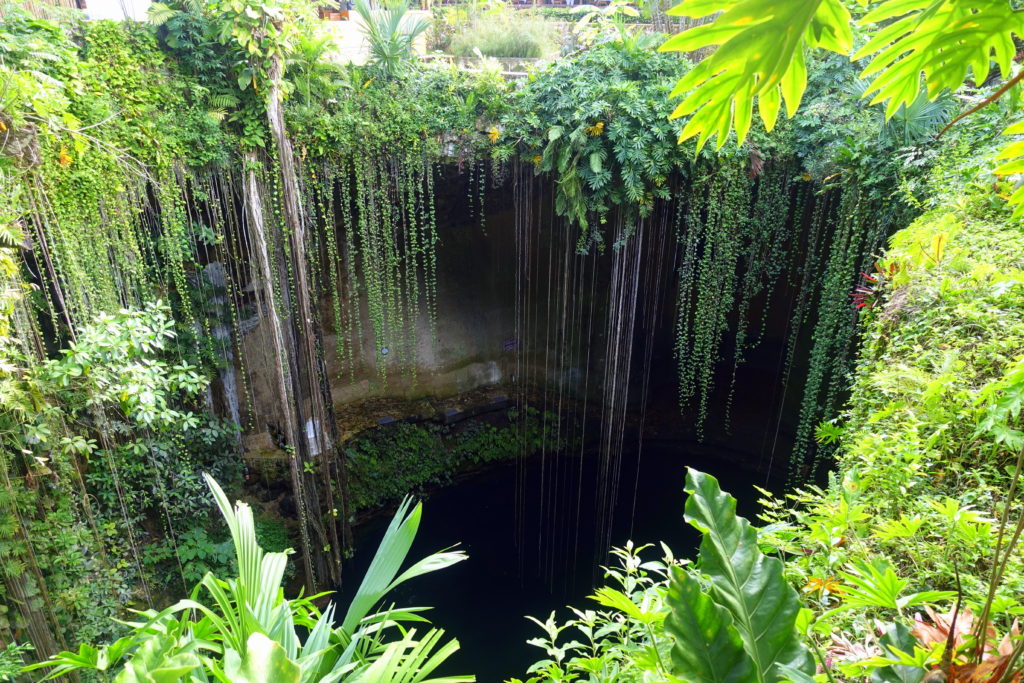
<box><xmin>427</xmin><ymin>4</ymin><xmax>470</xmax><ymax>52</ymax></box>
<box><xmin>450</xmin><ymin>15</ymin><xmax>557</xmax><ymax>59</ymax></box>
<box><xmin>344</xmin><ymin>408</ymin><xmax>563</xmax><ymax>512</ymax></box>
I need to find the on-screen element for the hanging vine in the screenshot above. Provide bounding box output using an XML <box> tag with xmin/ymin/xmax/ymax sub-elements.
<box><xmin>673</xmin><ymin>159</ymin><xmax>754</xmax><ymax>434</ymax></box>
<box><xmin>789</xmin><ymin>181</ymin><xmax>880</xmax><ymax>479</ymax></box>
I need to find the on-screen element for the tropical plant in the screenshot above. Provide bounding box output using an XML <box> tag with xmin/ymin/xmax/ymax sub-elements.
<box><xmin>666</xmin><ymin>469</ymin><xmax>814</xmax><ymax>683</ymax></box>
<box><xmin>0</xmin><ymin>642</ymin><xmax>32</xmax><ymax>681</ymax></box>
<box><xmin>515</xmin><ymin>470</ymin><xmax>816</xmax><ymax>683</ymax></box>
<box><xmin>289</xmin><ymin>33</ymin><xmax>346</xmax><ymax>108</ymax></box>
<box><xmin>510</xmin><ymin>542</ymin><xmax>683</xmax><ymax>682</ymax></box>
<box><xmin>25</xmin><ymin>475</ymin><xmax>472</xmax><ymax>681</ymax></box>
<box><xmin>658</xmin><ymin>0</ymin><xmax>1024</xmax><ymax>214</ymax></box>
<box><xmin>450</xmin><ymin>14</ymin><xmax>556</xmax><ymax>59</ymax></box>
<box><xmin>881</xmin><ymin>92</ymin><xmax>957</xmax><ymax>148</ymax></box>
<box><xmin>570</xmin><ymin>1</ymin><xmax>658</xmax><ymax>52</ymax></box>
<box><xmin>354</xmin><ymin>0</ymin><xmax>430</xmax><ymax>79</ymax></box>
<box><xmin>495</xmin><ymin>42</ymin><xmax>698</xmax><ymax>245</ymax></box>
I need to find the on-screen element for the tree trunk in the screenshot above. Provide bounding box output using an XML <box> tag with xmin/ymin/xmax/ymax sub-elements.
<box><xmin>242</xmin><ymin>152</ymin><xmax>322</xmax><ymax>588</ymax></box>
<box><xmin>263</xmin><ymin>52</ymin><xmax>350</xmax><ymax>588</ymax></box>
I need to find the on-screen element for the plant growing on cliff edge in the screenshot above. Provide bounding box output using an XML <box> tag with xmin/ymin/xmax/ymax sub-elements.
<box><xmin>354</xmin><ymin>0</ymin><xmax>429</xmax><ymax>80</ymax></box>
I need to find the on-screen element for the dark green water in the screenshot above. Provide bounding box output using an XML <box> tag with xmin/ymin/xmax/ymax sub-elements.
<box><xmin>341</xmin><ymin>442</ymin><xmax>765</xmax><ymax>682</ymax></box>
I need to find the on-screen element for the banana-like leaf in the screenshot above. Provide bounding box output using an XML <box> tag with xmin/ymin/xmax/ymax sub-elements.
<box><xmin>683</xmin><ymin>468</ymin><xmax>813</xmax><ymax>682</ymax></box>
<box><xmin>665</xmin><ymin>566</ymin><xmax>756</xmax><ymax>682</ymax></box>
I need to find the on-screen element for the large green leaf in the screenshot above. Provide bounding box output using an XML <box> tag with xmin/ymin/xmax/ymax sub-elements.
<box><xmin>340</xmin><ymin>497</ymin><xmax>467</xmax><ymax>634</ymax></box>
<box><xmin>870</xmin><ymin>623</ymin><xmax>926</xmax><ymax>683</ymax></box>
<box><xmin>665</xmin><ymin>567</ymin><xmax>756</xmax><ymax>682</ymax></box>
<box><xmin>659</xmin><ymin>0</ymin><xmax>853</xmax><ymax>150</ymax></box>
<box><xmin>222</xmin><ymin>633</ymin><xmax>301</xmax><ymax>683</ymax></box>
<box><xmin>853</xmin><ymin>0</ymin><xmax>1024</xmax><ymax>118</ymax></box>
<box><xmin>113</xmin><ymin>635</ymin><xmax>202</xmax><ymax>683</ymax></box>
<box><xmin>683</xmin><ymin>468</ymin><xmax>813</xmax><ymax>683</ymax></box>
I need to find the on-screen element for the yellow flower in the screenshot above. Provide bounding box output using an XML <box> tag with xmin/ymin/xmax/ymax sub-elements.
<box><xmin>58</xmin><ymin>146</ymin><xmax>73</xmax><ymax>168</ymax></box>
<box><xmin>488</xmin><ymin>126</ymin><xmax>500</xmax><ymax>143</ymax></box>
<box><xmin>803</xmin><ymin>576</ymin><xmax>842</xmax><ymax>596</ymax></box>
<box><xmin>585</xmin><ymin>121</ymin><xmax>605</xmax><ymax>136</ymax></box>
<box><xmin>532</xmin><ymin>154</ymin><xmax>542</xmax><ymax>166</ymax></box>
<box><xmin>801</xmin><ymin>172</ymin><xmax>812</xmax><ymax>181</ymax></box>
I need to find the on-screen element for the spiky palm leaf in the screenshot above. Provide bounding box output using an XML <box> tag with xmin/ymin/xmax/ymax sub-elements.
<box><xmin>353</xmin><ymin>0</ymin><xmax>429</xmax><ymax>79</ymax></box>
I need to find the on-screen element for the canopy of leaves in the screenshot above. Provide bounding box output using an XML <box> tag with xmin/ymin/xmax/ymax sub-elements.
<box><xmin>660</xmin><ymin>0</ymin><xmax>1024</xmax><ymax>158</ymax></box>
<box><xmin>497</xmin><ymin>43</ymin><xmax>700</xmax><ymax>246</ymax></box>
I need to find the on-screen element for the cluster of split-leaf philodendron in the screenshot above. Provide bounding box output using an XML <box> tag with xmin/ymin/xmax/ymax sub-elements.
<box><xmin>660</xmin><ymin>0</ymin><xmax>1024</xmax><ymax>211</ymax></box>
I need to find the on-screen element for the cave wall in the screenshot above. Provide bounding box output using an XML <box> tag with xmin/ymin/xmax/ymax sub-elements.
<box><xmin>236</xmin><ymin>166</ymin><xmax>824</xmax><ymax>482</ymax></box>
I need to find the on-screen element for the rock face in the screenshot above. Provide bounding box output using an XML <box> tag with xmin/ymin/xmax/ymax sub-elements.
<box><xmin>1</xmin><ymin>118</ymin><xmax>42</xmax><ymax>168</ymax></box>
<box><xmin>238</xmin><ymin>197</ymin><xmax>526</xmax><ymax>430</ymax></box>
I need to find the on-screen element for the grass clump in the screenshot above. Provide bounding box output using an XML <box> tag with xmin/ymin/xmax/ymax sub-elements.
<box><xmin>450</xmin><ymin>15</ymin><xmax>557</xmax><ymax>59</ymax></box>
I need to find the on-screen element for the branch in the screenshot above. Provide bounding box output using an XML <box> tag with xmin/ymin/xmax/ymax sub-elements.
<box><xmin>938</xmin><ymin>69</ymin><xmax>1024</xmax><ymax>137</ymax></box>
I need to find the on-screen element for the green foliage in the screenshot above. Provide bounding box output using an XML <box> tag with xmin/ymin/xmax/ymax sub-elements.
<box><xmin>450</xmin><ymin>14</ymin><xmax>557</xmax><ymax>59</ymax></box>
<box><xmin>757</xmin><ymin>152</ymin><xmax>1024</xmax><ymax>676</ymax></box>
<box><xmin>571</xmin><ymin>1</ymin><xmax>661</xmax><ymax>53</ymax></box>
<box><xmin>497</xmin><ymin>43</ymin><xmax>693</xmax><ymax>246</ymax></box>
<box><xmin>851</xmin><ymin>0</ymin><xmax>1021</xmax><ymax>118</ymax></box>
<box><xmin>659</xmin><ymin>0</ymin><xmax>853</xmax><ymax>151</ymax></box>
<box><xmin>517</xmin><ymin>471</ymin><xmax>818</xmax><ymax>682</ymax></box>
<box><xmin>426</xmin><ymin>4</ymin><xmax>469</xmax><ymax>51</ymax></box>
<box><xmin>534</xmin><ymin>4</ymin><xmax>646</xmax><ymax>23</ymax></box>
<box><xmin>7</xmin><ymin>3</ymin><xmax>1020</xmax><ymax>677</ymax></box>
<box><xmin>346</xmin><ymin>408</ymin><xmax>560</xmax><ymax>512</ymax></box>
<box><xmin>0</xmin><ymin>302</ymin><xmax>239</xmax><ymax>651</ymax></box>
<box><xmin>142</xmin><ymin>526</ymin><xmax>234</xmax><ymax>586</ymax></box>
<box><xmin>0</xmin><ymin>642</ymin><xmax>32</xmax><ymax>681</ymax></box>
<box><xmin>838</xmin><ymin>559</ymin><xmax>955</xmax><ymax>613</ymax></box>
<box><xmin>666</xmin><ymin>569</ymin><xmax>755</xmax><ymax>683</ymax></box>
<box><xmin>354</xmin><ymin>0</ymin><xmax>430</xmax><ymax>79</ymax></box>
<box><xmin>27</xmin><ymin>476</ymin><xmax>470</xmax><ymax>682</ymax></box>
<box><xmin>511</xmin><ymin>542</ymin><xmax>681</xmax><ymax>682</ymax></box>
<box><xmin>668</xmin><ymin>469</ymin><xmax>813</xmax><ymax>682</ymax></box>
<box><xmin>660</xmin><ymin>0</ymin><xmax>1024</xmax><ymax>219</ymax></box>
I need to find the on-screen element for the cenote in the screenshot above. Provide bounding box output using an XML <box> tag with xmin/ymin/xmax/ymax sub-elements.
<box><xmin>344</xmin><ymin>440</ymin><xmax>769</xmax><ymax>681</ymax></box>
<box><xmin>7</xmin><ymin>3</ymin><xmax>1023</xmax><ymax>681</ymax></box>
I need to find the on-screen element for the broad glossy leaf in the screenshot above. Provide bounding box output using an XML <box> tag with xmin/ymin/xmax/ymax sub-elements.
<box><xmin>683</xmin><ymin>468</ymin><xmax>814</xmax><ymax>681</ymax></box>
<box><xmin>223</xmin><ymin>633</ymin><xmax>301</xmax><ymax>683</ymax></box>
<box><xmin>869</xmin><ymin>623</ymin><xmax>926</xmax><ymax>683</ymax></box>
<box><xmin>665</xmin><ymin>567</ymin><xmax>756</xmax><ymax>682</ymax></box>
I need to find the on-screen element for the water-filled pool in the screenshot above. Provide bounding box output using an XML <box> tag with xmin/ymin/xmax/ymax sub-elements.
<box><xmin>339</xmin><ymin>442</ymin><xmax>766</xmax><ymax>682</ymax></box>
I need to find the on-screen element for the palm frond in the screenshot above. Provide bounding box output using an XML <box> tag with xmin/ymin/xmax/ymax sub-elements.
<box><xmin>354</xmin><ymin>0</ymin><xmax>429</xmax><ymax>78</ymax></box>
<box><xmin>146</xmin><ymin>2</ymin><xmax>180</xmax><ymax>26</ymax></box>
